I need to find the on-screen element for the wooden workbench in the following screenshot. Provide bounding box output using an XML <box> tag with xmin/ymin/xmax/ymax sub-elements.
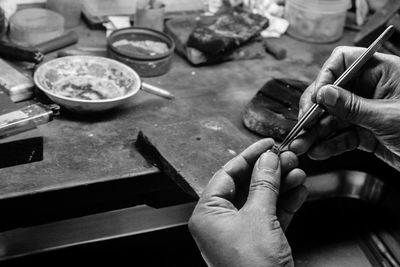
<box><xmin>0</xmin><ymin>21</ymin><xmax>384</xmax><ymax>266</ymax></box>
<box><xmin>0</xmin><ymin>23</ymin><xmax>349</xmax><ymax>201</ymax></box>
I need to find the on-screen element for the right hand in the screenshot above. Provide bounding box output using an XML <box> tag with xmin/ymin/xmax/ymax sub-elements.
<box><xmin>290</xmin><ymin>46</ymin><xmax>400</xmax><ymax>171</ymax></box>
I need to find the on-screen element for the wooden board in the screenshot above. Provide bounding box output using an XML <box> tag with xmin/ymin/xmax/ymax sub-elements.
<box><xmin>136</xmin><ymin>116</ymin><xmax>253</xmax><ymax>197</ymax></box>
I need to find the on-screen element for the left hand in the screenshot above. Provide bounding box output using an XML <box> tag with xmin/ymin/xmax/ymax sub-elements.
<box><xmin>188</xmin><ymin>138</ymin><xmax>308</xmax><ymax>267</ymax></box>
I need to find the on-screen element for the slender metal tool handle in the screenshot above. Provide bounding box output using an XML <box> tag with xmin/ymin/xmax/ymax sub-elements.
<box><xmin>141</xmin><ymin>82</ymin><xmax>175</xmax><ymax>99</ymax></box>
<box><xmin>274</xmin><ymin>25</ymin><xmax>395</xmax><ymax>154</ymax></box>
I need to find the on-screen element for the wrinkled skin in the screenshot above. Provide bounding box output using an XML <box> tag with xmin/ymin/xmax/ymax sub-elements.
<box><xmin>189</xmin><ymin>138</ymin><xmax>308</xmax><ymax>267</ymax></box>
<box><xmin>291</xmin><ymin>46</ymin><xmax>400</xmax><ymax>171</ymax></box>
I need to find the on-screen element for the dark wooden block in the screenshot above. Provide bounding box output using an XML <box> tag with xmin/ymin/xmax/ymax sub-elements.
<box><xmin>0</xmin><ymin>89</ymin><xmax>43</xmax><ymax>168</ymax></box>
<box><xmin>165</xmin><ymin>15</ymin><xmax>266</xmax><ymax>66</ymax></box>
<box><xmin>187</xmin><ymin>11</ymin><xmax>269</xmax><ymax>55</ymax></box>
<box><xmin>242</xmin><ymin>78</ymin><xmax>308</xmax><ymax>141</ymax></box>
<box><xmin>136</xmin><ymin>116</ymin><xmax>253</xmax><ymax>197</ymax></box>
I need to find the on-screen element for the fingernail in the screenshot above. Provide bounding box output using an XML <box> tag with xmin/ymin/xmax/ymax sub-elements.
<box><xmin>258</xmin><ymin>151</ymin><xmax>279</xmax><ymax>170</ymax></box>
<box><xmin>223</xmin><ymin>158</ymin><xmax>232</xmax><ymax>168</ymax></box>
<box><xmin>319</xmin><ymin>86</ymin><xmax>339</xmax><ymax>107</ymax></box>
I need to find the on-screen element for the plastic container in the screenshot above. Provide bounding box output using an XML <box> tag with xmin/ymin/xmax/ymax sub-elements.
<box><xmin>46</xmin><ymin>0</ymin><xmax>81</xmax><ymax>28</ymax></box>
<box><xmin>284</xmin><ymin>0</ymin><xmax>350</xmax><ymax>43</ymax></box>
<box><xmin>9</xmin><ymin>8</ymin><xmax>65</xmax><ymax>46</ymax></box>
<box><xmin>135</xmin><ymin>0</ymin><xmax>165</xmax><ymax>31</ymax></box>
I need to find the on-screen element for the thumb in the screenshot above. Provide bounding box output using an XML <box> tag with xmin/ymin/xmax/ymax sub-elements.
<box><xmin>245</xmin><ymin>151</ymin><xmax>281</xmax><ymax>213</ymax></box>
<box><xmin>316</xmin><ymin>85</ymin><xmax>380</xmax><ymax>129</ymax></box>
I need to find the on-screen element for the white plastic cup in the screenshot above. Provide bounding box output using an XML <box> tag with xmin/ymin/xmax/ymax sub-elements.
<box><xmin>46</xmin><ymin>0</ymin><xmax>81</xmax><ymax>28</ymax></box>
<box><xmin>285</xmin><ymin>0</ymin><xmax>350</xmax><ymax>43</ymax></box>
<box><xmin>135</xmin><ymin>0</ymin><xmax>165</xmax><ymax>32</ymax></box>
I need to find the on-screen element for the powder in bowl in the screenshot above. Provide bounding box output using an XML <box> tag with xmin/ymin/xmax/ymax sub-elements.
<box><xmin>112</xmin><ymin>39</ymin><xmax>169</xmax><ymax>56</ymax></box>
<box><xmin>34</xmin><ymin>56</ymin><xmax>142</xmax><ymax>112</ymax></box>
<box><xmin>53</xmin><ymin>76</ymin><xmax>126</xmax><ymax>100</ymax></box>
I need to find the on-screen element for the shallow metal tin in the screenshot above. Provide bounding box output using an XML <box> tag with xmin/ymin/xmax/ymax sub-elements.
<box><xmin>107</xmin><ymin>27</ymin><xmax>175</xmax><ymax>77</ymax></box>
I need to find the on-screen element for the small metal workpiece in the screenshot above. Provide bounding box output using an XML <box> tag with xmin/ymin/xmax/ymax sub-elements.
<box><xmin>270</xmin><ymin>144</ymin><xmax>281</xmax><ymax>155</ymax></box>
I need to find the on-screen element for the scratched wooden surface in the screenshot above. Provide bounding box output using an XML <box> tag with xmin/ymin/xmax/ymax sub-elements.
<box><xmin>0</xmin><ymin>20</ymin><xmax>356</xmax><ymax>201</ymax></box>
<box><xmin>136</xmin><ymin>116</ymin><xmax>256</xmax><ymax>197</ymax></box>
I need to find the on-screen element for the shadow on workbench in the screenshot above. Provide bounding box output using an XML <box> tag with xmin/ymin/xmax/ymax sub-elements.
<box><xmin>289</xmin><ymin>197</ymin><xmax>400</xmax><ymax>267</ymax></box>
<box><xmin>3</xmin><ymin>196</ymin><xmax>400</xmax><ymax>267</ymax></box>
<box><xmin>2</xmin><ymin>151</ymin><xmax>400</xmax><ymax>266</ymax></box>
<box><xmin>3</xmin><ymin>226</ymin><xmax>207</xmax><ymax>267</ymax></box>
<box><xmin>0</xmin><ymin>172</ymin><xmax>205</xmax><ymax>266</ymax></box>
<box><xmin>0</xmin><ymin>171</ymin><xmax>195</xmax><ymax>232</ymax></box>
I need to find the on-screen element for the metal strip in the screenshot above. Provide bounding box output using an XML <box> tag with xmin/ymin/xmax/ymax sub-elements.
<box><xmin>0</xmin><ymin>202</ymin><xmax>196</xmax><ymax>261</ymax></box>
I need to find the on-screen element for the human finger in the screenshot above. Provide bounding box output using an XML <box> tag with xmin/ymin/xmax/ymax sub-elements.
<box><xmin>280</xmin><ymin>151</ymin><xmax>306</xmax><ymax>193</ymax></box>
<box><xmin>201</xmin><ymin>138</ymin><xmax>275</xmax><ymax>201</ymax></box>
<box><xmin>244</xmin><ymin>151</ymin><xmax>281</xmax><ymax>214</ymax></box>
<box><xmin>280</xmin><ymin>150</ymin><xmax>298</xmax><ymax>175</ymax></box>
<box><xmin>375</xmin><ymin>143</ymin><xmax>400</xmax><ymax>172</ymax></box>
<box><xmin>277</xmin><ymin>185</ymin><xmax>308</xmax><ymax>231</ymax></box>
<box><xmin>290</xmin><ymin>115</ymin><xmax>351</xmax><ymax>155</ymax></box>
<box><xmin>316</xmin><ymin>85</ymin><xmax>393</xmax><ymax>131</ymax></box>
<box><xmin>281</xmin><ymin>168</ymin><xmax>306</xmax><ymax>193</ymax></box>
<box><xmin>298</xmin><ymin>82</ymin><xmax>318</xmax><ymax>119</ymax></box>
<box><xmin>313</xmin><ymin>46</ymin><xmax>365</xmax><ymax>90</ymax></box>
<box><xmin>299</xmin><ymin>46</ymin><xmax>365</xmax><ymax>119</ymax></box>
<box><xmin>307</xmin><ymin>129</ymin><xmax>359</xmax><ymax>160</ymax></box>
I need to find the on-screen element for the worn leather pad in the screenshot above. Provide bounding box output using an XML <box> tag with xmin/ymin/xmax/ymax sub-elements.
<box><xmin>242</xmin><ymin>78</ymin><xmax>308</xmax><ymax>141</ymax></box>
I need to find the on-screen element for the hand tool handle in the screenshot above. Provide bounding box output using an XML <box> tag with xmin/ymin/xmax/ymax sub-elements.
<box><xmin>35</xmin><ymin>31</ymin><xmax>79</xmax><ymax>54</ymax></box>
<box><xmin>57</xmin><ymin>49</ymin><xmax>106</xmax><ymax>58</ymax></box>
<box><xmin>141</xmin><ymin>82</ymin><xmax>175</xmax><ymax>99</ymax></box>
<box><xmin>0</xmin><ymin>39</ymin><xmax>43</xmax><ymax>63</ymax></box>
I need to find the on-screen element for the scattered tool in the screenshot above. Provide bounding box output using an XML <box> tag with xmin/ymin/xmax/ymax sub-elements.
<box><xmin>57</xmin><ymin>46</ymin><xmax>107</xmax><ymax>58</ymax></box>
<box><xmin>0</xmin><ymin>31</ymin><xmax>79</xmax><ymax>64</ymax></box>
<box><xmin>35</xmin><ymin>31</ymin><xmax>79</xmax><ymax>54</ymax></box>
<box><xmin>272</xmin><ymin>25</ymin><xmax>395</xmax><ymax>155</ymax></box>
<box><xmin>0</xmin><ymin>39</ymin><xmax>43</xmax><ymax>63</ymax></box>
<box><xmin>141</xmin><ymin>83</ymin><xmax>175</xmax><ymax>99</ymax></box>
<box><xmin>0</xmin><ymin>103</ymin><xmax>59</xmax><ymax>139</ymax></box>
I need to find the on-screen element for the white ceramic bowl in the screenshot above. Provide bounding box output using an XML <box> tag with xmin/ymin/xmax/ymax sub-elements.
<box><xmin>34</xmin><ymin>56</ymin><xmax>141</xmax><ymax>112</ymax></box>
